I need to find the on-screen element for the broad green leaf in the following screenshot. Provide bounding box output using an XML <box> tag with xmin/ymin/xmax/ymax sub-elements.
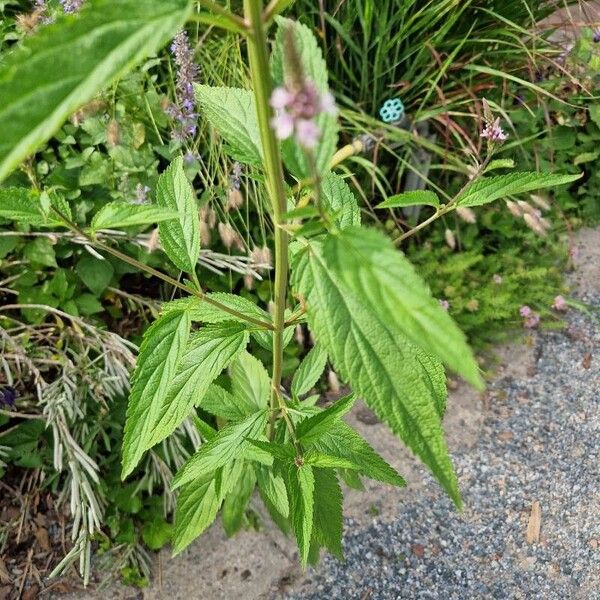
<box><xmin>76</xmin><ymin>254</ymin><xmax>114</xmax><ymax>295</ymax></box>
<box><xmin>247</xmin><ymin>439</ymin><xmax>295</xmax><ymax>461</ymax></box>
<box><xmin>309</xmin><ymin>468</ymin><xmax>343</xmax><ymax>562</ymax></box>
<box><xmin>292</xmin><ymin>239</ymin><xmax>458</xmax><ymax>503</ymax></box>
<box><xmin>297</xmin><ymin>393</ymin><xmax>356</xmax><ymax>444</ymax></box>
<box><xmin>287</xmin><ymin>463</ymin><xmax>315</xmax><ymax>566</ymax></box>
<box><xmin>304</xmin><ymin>452</ymin><xmax>359</xmax><ymax>470</ymax></box>
<box><xmin>121</xmin><ymin>310</ymin><xmax>190</xmax><ymax>478</ymax></box>
<box><xmin>24</xmin><ymin>238</ymin><xmax>57</xmax><ymax>268</ymax></box>
<box><xmin>0</xmin><ymin>0</ymin><xmax>190</xmax><ymax>182</ymax></box>
<box><xmin>322</xmin><ymin>227</ymin><xmax>482</xmax><ymax>389</ymax></box>
<box><xmin>320</xmin><ymin>173</ymin><xmax>361</xmax><ymax>229</ymax></box>
<box><xmin>145</xmin><ymin>323</ymin><xmax>249</xmax><ymax>452</ymax></box>
<box><xmin>312</xmin><ymin>421</ymin><xmax>405</xmax><ymax>488</ymax></box>
<box><xmin>257</xmin><ymin>465</ymin><xmax>289</xmax><ymax>518</ymax></box>
<box><xmin>291</xmin><ymin>344</ymin><xmax>328</xmax><ymax>398</ymax></box>
<box><xmin>142</xmin><ymin>519</ymin><xmax>173</xmax><ymax>551</ymax></box>
<box><xmin>484</xmin><ymin>158</ymin><xmax>515</xmax><ymax>172</ymax></box>
<box><xmin>172</xmin><ymin>475</ymin><xmax>219</xmax><ymax>555</ymax></box>
<box><xmin>271</xmin><ymin>17</ymin><xmax>338</xmax><ymax>178</ymax></box>
<box><xmin>90</xmin><ymin>202</ymin><xmax>178</xmax><ymax>232</ymax></box>
<box><xmin>199</xmin><ymin>384</ymin><xmax>255</xmax><ymax>422</ymax></box>
<box><xmin>457</xmin><ymin>171</ymin><xmax>582</xmax><ymax>208</ymax></box>
<box><xmin>230</xmin><ymin>352</ymin><xmax>270</xmax><ymax>410</ymax></box>
<box><xmin>195</xmin><ymin>85</ymin><xmax>262</xmax><ymax>165</ymax></box>
<box><xmin>0</xmin><ymin>187</ymin><xmax>67</xmax><ymax>226</ymax></box>
<box><xmin>222</xmin><ymin>465</ymin><xmax>256</xmax><ymax>536</ymax></box>
<box><xmin>172</xmin><ymin>410</ymin><xmax>268</xmax><ymax>490</ymax></box>
<box><xmin>376</xmin><ymin>190</ymin><xmax>441</xmax><ymax>209</ymax></box>
<box><xmin>156</xmin><ymin>156</ymin><xmax>200</xmax><ymax>273</ymax></box>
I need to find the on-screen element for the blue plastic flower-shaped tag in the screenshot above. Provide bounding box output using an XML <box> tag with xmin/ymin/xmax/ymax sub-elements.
<box><xmin>379</xmin><ymin>98</ymin><xmax>405</xmax><ymax>123</ymax></box>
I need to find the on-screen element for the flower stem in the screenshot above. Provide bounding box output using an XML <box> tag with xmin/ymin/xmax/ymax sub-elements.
<box><xmin>244</xmin><ymin>0</ymin><xmax>290</xmax><ymax>440</ymax></box>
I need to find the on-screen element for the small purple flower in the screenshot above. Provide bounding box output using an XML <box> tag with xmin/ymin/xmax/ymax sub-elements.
<box><xmin>166</xmin><ymin>30</ymin><xmax>198</xmax><ymax>142</ymax></box>
<box><xmin>270</xmin><ymin>80</ymin><xmax>336</xmax><ymax>149</ymax></box>
<box><xmin>481</xmin><ymin>117</ymin><xmax>508</xmax><ymax>143</ymax></box>
<box><xmin>0</xmin><ymin>386</ymin><xmax>17</xmax><ymax>409</ymax></box>
<box><xmin>493</xmin><ymin>274</ymin><xmax>503</xmax><ymax>285</ymax></box>
<box><xmin>519</xmin><ymin>305</ymin><xmax>532</xmax><ymax>318</ymax></box>
<box><xmin>60</xmin><ymin>0</ymin><xmax>84</xmax><ymax>13</ymax></box>
<box><xmin>524</xmin><ymin>313</ymin><xmax>540</xmax><ymax>329</ymax></box>
<box><xmin>552</xmin><ymin>295</ymin><xmax>568</xmax><ymax>311</ymax></box>
<box><xmin>439</xmin><ymin>299</ymin><xmax>450</xmax><ymax>311</ymax></box>
<box><xmin>594</xmin><ymin>31</ymin><xmax>600</xmax><ymax>44</ymax></box>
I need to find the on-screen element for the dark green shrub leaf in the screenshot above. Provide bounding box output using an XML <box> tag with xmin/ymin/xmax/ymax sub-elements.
<box><xmin>309</xmin><ymin>468</ymin><xmax>343</xmax><ymax>562</ymax></box>
<box><xmin>90</xmin><ymin>202</ymin><xmax>178</xmax><ymax>232</ymax></box>
<box><xmin>320</xmin><ymin>173</ymin><xmax>361</xmax><ymax>229</ymax></box>
<box><xmin>377</xmin><ymin>190</ymin><xmax>441</xmax><ymax>209</ymax></box>
<box><xmin>286</xmin><ymin>463</ymin><xmax>315</xmax><ymax>566</ymax></box>
<box><xmin>76</xmin><ymin>254</ymin><xmax>114</xmax><ymax>295</ymax></box>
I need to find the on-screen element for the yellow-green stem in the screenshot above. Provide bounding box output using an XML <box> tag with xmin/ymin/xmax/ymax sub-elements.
<box><xmin>244</xmin><ymin>0</ymin><xmax>290</xmax><ymax>439</ymax></box>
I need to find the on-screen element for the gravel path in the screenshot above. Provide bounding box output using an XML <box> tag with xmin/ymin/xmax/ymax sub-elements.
<box><xmin>287</xmin><ymin>297</ymin><xmax>600</xmax><ymax>600</ymax></box>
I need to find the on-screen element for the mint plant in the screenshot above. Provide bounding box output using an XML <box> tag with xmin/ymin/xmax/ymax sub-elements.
<box><xmin>0</xmin><ymin>0</ymin><xmax>582</xmax><ymax>570</ymax></box>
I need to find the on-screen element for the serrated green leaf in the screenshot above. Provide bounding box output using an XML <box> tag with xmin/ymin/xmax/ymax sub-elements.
<box><xmin>172</xmin><ymin>409</ymin><xmax>268</xmax><ymax>490</ymax></box>
<box><xmin>0</xmin><ymin>187</ymin><xmax>66</xmax><ymax>226</ymax></box>
<box><xmin>323</xmin><ymin>228</ymin><xmax>481</xmax><ymax>389</ymax></box>
<box><xmin>320</xmin><ymin>173</ymin><xmax>361</xmax><ymax>229</ymax></box>
<box><xmin>297</xmin><ymin>393</ymin><xmax>356</xmax><ymax>444</ymax></box>
<box><xmin>287</xmin><ymin>463</ymin><xmax>315</xmax><ymax>566</ymax></box>
<box><xmin>90</xmin><ymin>202</ymin><xmax>178</xmax><ymax>232</ymax></box>
<box><xmin>291</xmin><ymin>344</ymin><xmax>328</xmax><ymax>398</ymax></box>
<box><xmin>376</xmin><ymin>190</ymin><xmax>441</xmax><ymax>209</ymax></box>
<box><xmin>156</xmin><ymin>156</ymin><xmax>200</xmax><ymax>273</ymax></box>
<box><xmin>312</xmin><ymin>421</ymin><xmax>405</xmax><ymax>488</ymax></box>
<box><xmin>457</xmin><ymin>171</ymin><xmax>582</xmax><ymax>207</ymax></box>
<box><xmin>304</xmin><ymin>452</ymin><xmax>358</xmax><ymax>470</ymax></box>
<box><xmin>222</xmin><ymin>465</ymin><xmax>256</xmax><ymax>536</ymax></box>
<box><xmin>309</xmin><ymin>468</ymin><xmax>343</xmax><ymax>562</ymax></box>
<box><xmin>0</xmin><ymin>0</ymin><xmax>190</xmax><ymax>182</ymax></box>
<box><xmin>271</xmin><ymin>17</ymin><xmax>338</xmax><ymax>178</ymax></box>
<box><xmin>121</xmin><ymin>310</ymin><xmax>190</xmax><ymax>478</ymax></box>
<box><xmin>195</xmin><ymin>85</ymin><xmax>262</xmax><ymax>165</ymax></box>
<box><xmin>76</xmin><ymin>254</ymin><xmax>114</xmax><ymax>295</ymax></box>
<box><xmin>247</xmin><ymin>439</ymin><xmax>295</xmax><ymax>461</ymax></box>
<box><xmin>145</xmin><ymin>322</ymin><xmax>249</xmax><ymax>453</ymax></box>
<box><xmin>257</xmin><ymin>465</ymin><xmax>289</xmax><ymax>518</ymax></box>
<box><xmin>291</xmin><ymin>243</ymin><xmax>455</xmax><ymax>499</ymax></box>
<box><xmin>172</xmin><ymin>475</ymin><xmax>219</xmax><ymax>555</ymax></box>
<box><xmin>199</xmin><ymin>384</ymin><xmax>256</xmax><ymax>422</ymax></box>
<box><xmin>230</xmin><ymin>352</ymin><xmax>270</xmax><ymax>410</ymax></box>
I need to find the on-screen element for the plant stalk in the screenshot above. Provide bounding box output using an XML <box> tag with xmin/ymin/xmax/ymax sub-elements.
<box><xmin>244</xmin><ymin>0</ymin><xmax>290</xmax><ymax>439</ymax></box>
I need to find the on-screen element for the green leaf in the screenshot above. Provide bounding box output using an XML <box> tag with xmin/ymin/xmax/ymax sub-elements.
<box><xmin>257</xmin><ymin>465</ymin><xmax>289</xmax><ymax>518</ymax></box>
<box><xmin>230</xmin><ymin>352</ymin><xmax>270</xmax><ymax>410</ymax></box>
<box><xmin>247</xmin><ymin>439</ymin><xmax>295</xmax><ymax>461</ymax></box>
<box><xmin>76</xmin><ymin>254</ymin><xmax>114</xmax><ymax>295</ymax></box>
<box><xmin>312</xmin><ymin>421</ymin><xmax>405</xmax><ymax>487</ymax></box>
<box><xmin>291</xmin><ymin>344</ymin><xmax>328</xmax><ymax>398</ymax></box>
<box><xmin>376</xmin><ymin>190</ymin><xmax>441</xmax><ymax>209</ymax></box>
<box><xmin>0</xmin><ymin>0</ymin><xmax>190</xmax><ymax>182</ymax></box>
<box><xmin>172</xmin><ymin>409</ymin><xmax>268</xmax><ymax>490</ymax></box>
<box><xmin>222</xmin><ymin>465</ymin><xmax>256</xmax><ymax>536</ymax></box>
<box><xmin>271</xmin><ymin>17</ymin><xmax>338</xmax><ymax>178</ymax></box>
<box><xmin>297</xmin><ymin>393</ymin><xmax>356</xmax><ymax>444</ymax></box>
<box><xmin>320</xmin><ymin>173</ymin><xmax>361</xmax><ymax>229</ymax></box>
<box><xmin>195</xmin><ymin>85</ymin><xmax>262</xmax><ymax>166</ymax></box>
<box><xmin>145</xmin><ymin>323</ymin><xmax>249</xmax><ymax>453</ymax></box>
<box><xmin>304</xmin><ymin>452</ymin><xmax>359</xmax><ymax>470</ymax></box>
<box><xmin>142</xmin><ymin>519</ymin><xmax>173</xmax><ymax>551</ymax></box>
<box><xmin>0</xmin><ymin>188</ymin><xmax>62</xmax><ymax>226</ymax></box>
<box><xmin>484</xmin><ymin>158</ymin><xmax>515</xmax><ymax>172</ymax></box>
<box><xmin>287</xmin><ymin>463</ymin><xmax>315</xmax><ymax>566</ymax></box>
<box><xmin>292</xmin><ymin>238</ymin><xmax>458</xmax><ymax>503</ymax></box>
<box><xmin>322</xmin><ymin>227</ymin><xmax>482</xmax><ymax>389</ymax></box>
<box><xmin>90</xmin><ymin>202</ymin><xmax>178</xmax><ymax>232</ymax></box>
<box><xmin>156</xmin><ymin>156</ymin><xmax>200</xmax><ymax>273</ymax></box>
<box><xmin>309</xmin><ymin>468</ymin><xmax>343</xmax><ymax>562</ymax></box>
<box><xmin>457</xmin><ymin>171</ymin><xmax>583</xmax><ymax>208</ymax></box>
<box><xmin>121</xmin><ymin>310</ymin><xmax>191</xmax><ymax>478</ymax></box>
<box><xmin>24</xmin><ymin>237</ymin><xmax>57</xmax><ymax>268</ymax></box>
<box><xmin>172</xmin><ymin>475</ymin><xmax>219</xmax><ymax>555</ymax></box>
<box><xmin>199</xmin><ymin>384</ymin><xmax>256</xmax><ymax>422</ymax></box>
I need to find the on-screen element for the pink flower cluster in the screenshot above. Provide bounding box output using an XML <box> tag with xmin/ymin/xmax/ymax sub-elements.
<box><xmin>481</xmin><ymin>117</ymin><xmax>507</xmax><ymax>143</ymax></box>
<box><xmin>552</xmin><ymin>295</ymin><xmax>568</xmax><ymax>311</ymax></box>
<box><xmin>270</xmin><ymin>81</ymin><xmax>336</xmax><ymax>149</ymax></box>
<box><xmin>520</xmin><ymin>305</ymin><xmax>540</xmax><ymax>329</ymax></box>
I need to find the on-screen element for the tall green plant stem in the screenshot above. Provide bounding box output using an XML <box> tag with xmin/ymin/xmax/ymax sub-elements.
<box><xmin>244</xmin><ymin>0</ymin><xmax>289</xmax><ymax>439</ymax></box>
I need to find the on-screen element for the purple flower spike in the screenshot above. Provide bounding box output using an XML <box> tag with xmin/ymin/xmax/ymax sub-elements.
<box><xmin>0</xmin><ymin>386</ymin><xmax>17</xmax><ymax>409</ymax></box>
<box><xmin>60</xmin><ymin>0</ymin><xmax>84</xmax><ymax>13</ymax></box>
<box><xmin>167</xmin><ymin>30</ymin><xmax>198</xmax><ymax>143</ymax></box>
